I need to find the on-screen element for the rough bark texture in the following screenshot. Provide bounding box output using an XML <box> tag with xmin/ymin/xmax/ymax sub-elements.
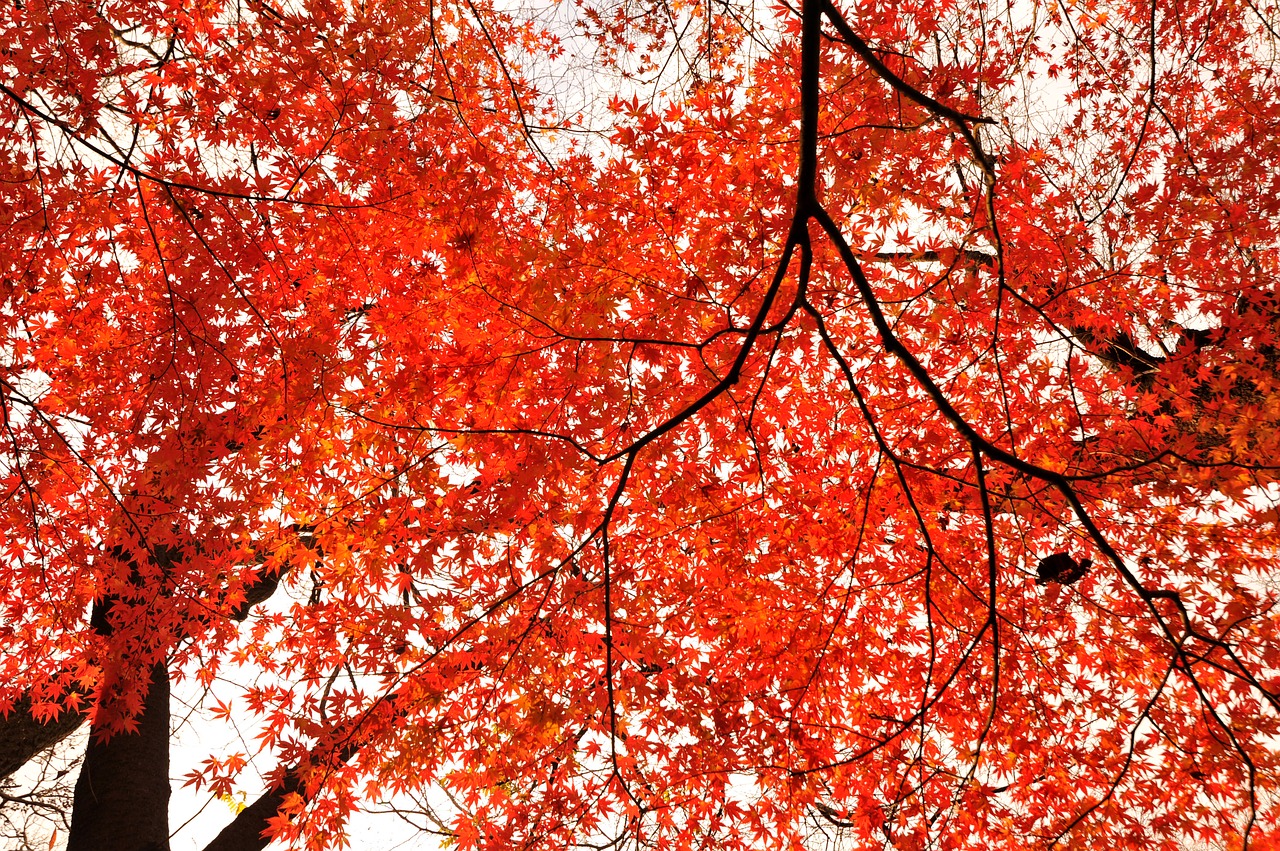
<box><xmin>67</xmin><ymin>662</ymin><xmax>171</xmax><ymax>851</ymax></box>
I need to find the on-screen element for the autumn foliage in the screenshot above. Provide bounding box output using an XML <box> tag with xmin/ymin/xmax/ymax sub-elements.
<box><xmin>3</xmin><ymin>0</ymin><xmax>1280</xmax><ymax>848</ymax></box>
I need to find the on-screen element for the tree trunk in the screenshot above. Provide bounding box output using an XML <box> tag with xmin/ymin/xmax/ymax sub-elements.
<box><xmin>67</xmin><ymin>661</ymin><xmax>171</xmax><ymax>851</ymax></box>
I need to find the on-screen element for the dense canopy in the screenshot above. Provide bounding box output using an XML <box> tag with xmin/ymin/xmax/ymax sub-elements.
<box><xmin>4</xmin><ymin>0</ymin><xmax>1280</xmax><ymax>848</ymax></box>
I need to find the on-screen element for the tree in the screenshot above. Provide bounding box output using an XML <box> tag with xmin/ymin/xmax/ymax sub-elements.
<box><xmin>3</xmin><ymin>0</ymin><xmax>1280</xmax><ymax>847</ymax></box>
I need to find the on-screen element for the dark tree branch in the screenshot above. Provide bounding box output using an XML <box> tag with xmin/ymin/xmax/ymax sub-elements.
<box><xmin>200</xmin><ymin>740</ymin><xmax>361</xmax><ymax>851</ymax></box>
<box><xmin>0</xmin><ymin>693</ymin><xmax>88</xmax><ymax>782</ymax></box>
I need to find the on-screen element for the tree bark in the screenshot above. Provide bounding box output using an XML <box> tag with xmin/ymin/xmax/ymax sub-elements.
<box><xmin>0</xmin><ymin>693</ymin><xmax>87</xmax><ymax>781</ymax></box>
<box><xmin>67</xmin><ymin>660</ymin><xmax>171</xmax><ymax>851</ymax></box>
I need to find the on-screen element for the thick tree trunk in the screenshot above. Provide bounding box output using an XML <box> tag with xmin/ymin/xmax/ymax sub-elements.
<box><xmin>67</xmin><ymin>661</ymin><xmax>171</xmax><ymax>851</ymax></box>
<box><xmin>52</xmin><ymin>559</ymin><xmax>293</xmax><ymax>851</ymax></box>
